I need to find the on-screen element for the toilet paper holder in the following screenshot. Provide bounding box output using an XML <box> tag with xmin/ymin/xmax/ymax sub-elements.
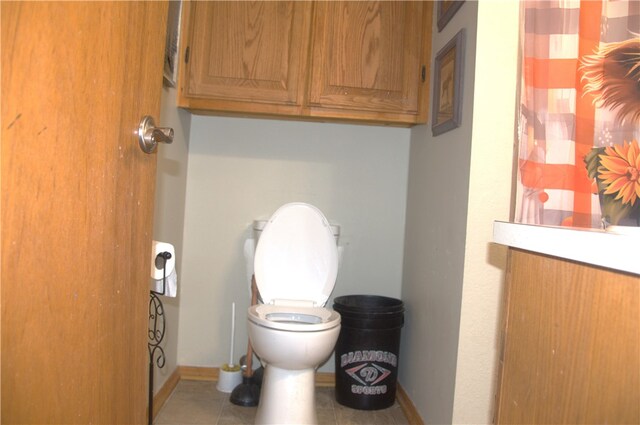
<box><xmin>150</xmin><ymin>251</ymin><xmax>172</xmax><ymax>296</ymax></box>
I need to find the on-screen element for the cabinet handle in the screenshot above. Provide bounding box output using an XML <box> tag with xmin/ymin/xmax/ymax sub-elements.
<box><xmin>421</xmin><ymin>65</ymin><xmax>426</xmax><ymax>83</ymax></box>
<box><xmin>138</xmin><ymin>116</ymin><xmax>174</xmax><ymax>154</ymax></box>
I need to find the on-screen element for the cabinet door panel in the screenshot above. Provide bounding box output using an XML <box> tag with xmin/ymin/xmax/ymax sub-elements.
<box><xmin>496</xmin><ymin>250</ymin><xmax>640</xmax><ymax>424</ymax></box>
<box><xmin>185</xmin><ymin>1</ymin><xmax>310</xmax><ymax>106</ymax></box>
<box><xmin>309</xmin><ymin>1</ymin><xmax>426</xmax><ymax>115</ymax></box>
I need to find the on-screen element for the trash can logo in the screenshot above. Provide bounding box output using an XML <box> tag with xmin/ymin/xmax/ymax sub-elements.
<box><xmin>341</xmin><ymin>350</ymin><xmax>396</xmax><ymax>395</ymax></box>
<box><xmin>346</xmin><ymin>363</ymin><xmax>391</xmax><ymax>386</ymax></box>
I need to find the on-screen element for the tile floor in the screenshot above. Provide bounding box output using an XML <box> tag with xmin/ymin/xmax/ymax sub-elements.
<box><xmin>154</xmin><ymin>380</ymin><xmax>410</xmax><ymax>425</ymax></box>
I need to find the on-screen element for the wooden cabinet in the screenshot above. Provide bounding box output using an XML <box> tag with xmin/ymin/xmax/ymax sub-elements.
<box><xmin>308</xmin><ymin>1</ymin><xmax>427</xmax><ymax>120</ymax></box>
<box><xmin>179</xmin><ymin>2</ymin><xmax>311</xmax><ymax>114</ymax></box>
<box><xmin>495</xmin><ymin>249</ymin><xmax>640</xmax><ymax>424</ymax></box>
<box><xmin>177</xmin><ymin>1</ymin><xmax>432</xmax><ymax>126</ymax></box>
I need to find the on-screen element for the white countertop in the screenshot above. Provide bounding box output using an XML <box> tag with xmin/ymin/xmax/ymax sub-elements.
<box><xmin>493</xmin><ymin>221</ymin><xmax>639</xmax><ymax>276</ymax></box>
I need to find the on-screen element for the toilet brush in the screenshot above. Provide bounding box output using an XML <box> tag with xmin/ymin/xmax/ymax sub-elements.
<box><xmin>216</xmin><ymin>302</ymin><xmax>242</xmax><ymax>393</ymax></box>
<box><xmin>230</xmin><ymin>276</ymin><xmax>261</xmax><ymax>406</ymax></box>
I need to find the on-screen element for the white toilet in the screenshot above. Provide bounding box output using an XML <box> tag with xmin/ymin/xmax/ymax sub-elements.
<box><xmin>247</xmin><ymin>203</ymin><xmax>341</xmax><ymax>425</ymax></box>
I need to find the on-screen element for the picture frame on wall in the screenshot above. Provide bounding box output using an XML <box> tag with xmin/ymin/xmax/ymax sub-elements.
<box><xmin>437</xmin><ymin>0</ymin><xmax>465</xmax><ymax>32</ymax></box>
<box><xmin>432</xmin><ymin>29</ymin><xmax>465</xmax><ymax>137</ymax></box>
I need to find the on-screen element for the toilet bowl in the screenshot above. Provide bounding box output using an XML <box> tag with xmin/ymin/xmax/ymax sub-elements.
<box><xmin>247</xmin><ymin>203</ymin><xmax>341</xmax><ymax>425</ymax></box>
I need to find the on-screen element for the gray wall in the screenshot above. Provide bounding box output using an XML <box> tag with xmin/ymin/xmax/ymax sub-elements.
<box><xmin>177</xmin><ymin>116</ymin><xmax>411</xmax><ymax>371</ymax></box>
<box><xmin>400</xmin><ymin>1</ymin><xmax>518</xmax><ymax>423</ymax></box>
<box><xmin>152</xmin><ymin>86</ymin><xmax>191</xmax><ymax>391</ymax></box>
<box><xmin>400</xmin><ymin>2</ymin><xmax>478</xmax><ymax>423</ymax></box>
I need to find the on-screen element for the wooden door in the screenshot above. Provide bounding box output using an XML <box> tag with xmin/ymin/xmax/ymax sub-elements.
<box><xmin>2</xmin><ymin>2</ymin><xmax>167</xmax><ymax>423</ymax></box>
<box><xmin>179</xmin><ymin>1</ymin><xmax>311</xmax><ymax>111</ymax></box>
<box><xmin>308</xmin><ymin>1</ymin><xmax>431</xmax><ymax>122</ymax></box>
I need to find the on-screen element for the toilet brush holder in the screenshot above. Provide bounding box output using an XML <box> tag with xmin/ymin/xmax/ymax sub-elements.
<box><xmin>218</xmin><ymin>301</ymin><xmax>242</xmax><ymax>393</ymax></box>
<box><xmin>217</xmin><ymin>364</ymin><xmax>242</xmax><ymax>393</ymax></box>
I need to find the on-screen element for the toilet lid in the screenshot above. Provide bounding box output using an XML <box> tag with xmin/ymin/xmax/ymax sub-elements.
<box><xmin>254</xmin><ymin>203</ymin><xmax>338</xmax><ymax>307</ymax></box>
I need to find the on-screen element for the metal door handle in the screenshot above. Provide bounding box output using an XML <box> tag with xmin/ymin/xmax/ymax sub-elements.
<box><xmin>138</xmin><ymin>116</ymin><xmax>174</xmax><ymax>154</ymax></box>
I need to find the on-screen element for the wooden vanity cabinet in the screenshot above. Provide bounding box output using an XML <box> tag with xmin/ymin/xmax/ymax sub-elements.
<box><xmin>177</xmin><ymin>1</ymin><xmax>432</xmax><ymax>126</ymax></box>
<box><xmin>495</xmin><ymin>249</ymin><xmax>639</xmax><ymax>424</ymax></box>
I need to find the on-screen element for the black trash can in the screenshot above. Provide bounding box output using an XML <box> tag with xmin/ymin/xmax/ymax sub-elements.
<box><xmin>333</xmin><ymin>295</ymin><xmax>404</xmax><ymax>410</ymax></box>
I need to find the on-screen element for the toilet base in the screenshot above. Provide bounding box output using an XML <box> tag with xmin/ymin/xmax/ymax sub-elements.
<box><xmin>255</xmin><ymin>365</ymin><xmax>318</xmax><ymax>425</ymax></box>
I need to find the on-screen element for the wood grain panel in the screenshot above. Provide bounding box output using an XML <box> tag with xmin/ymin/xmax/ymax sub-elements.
<box><xmin>308</xmin><ymin>1</ymin><xmax>430</xmax><ymax>117</ymax></box>
<box><xmin>178</xmin><ymin>1</ymin><xmax>432</xmax><ymax>126</ymax></box>
<box><xmin>2</xmin><ymin>2</ymin><xmax>166</xmax><ymax>423</ymax></box>
<box><xmin>496</xmin><ymin>249</ymin><xmax>640</xmax><ymax>424</ymax></box>
<box><xmin>183</xmin><ymin>1</ymin><xmax>311</xmax><ymax>106</ymax></box>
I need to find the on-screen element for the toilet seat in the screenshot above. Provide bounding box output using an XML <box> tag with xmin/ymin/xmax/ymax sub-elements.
<box><xmin>248</xmin><ymin>304</ymin><xmax>340</xmax><ymax>332</ymax></box>
<box><xmin>254</xmin><ymin>203</ymin><xmax>338</xmax><ymax>307</ymax></box>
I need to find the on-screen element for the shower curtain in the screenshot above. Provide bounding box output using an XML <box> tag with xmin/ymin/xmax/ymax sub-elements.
<box><xmin>515</xmin><ymin>0</ymin><xmax>639</xmax><ymax>228</ymax></box>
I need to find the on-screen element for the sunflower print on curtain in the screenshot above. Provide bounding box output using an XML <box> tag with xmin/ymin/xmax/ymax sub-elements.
<box><xmin>515</xmin><ymin>0</ymin><xmax>639</xmax><ymax>228</ymax></box>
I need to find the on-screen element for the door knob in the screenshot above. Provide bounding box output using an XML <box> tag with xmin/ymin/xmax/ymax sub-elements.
<box><xmin>138</xmin><ymin>116</ymin><xmax>174</xmax><ymax>154</ymax></box>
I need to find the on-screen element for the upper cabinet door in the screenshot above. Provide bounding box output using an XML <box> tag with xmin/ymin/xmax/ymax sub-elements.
<box><xmin>178</xmin><ymin>1</ymin><xmax>432</xmax><ymax>125</ymax></box>
<box><xmin>181</xmin><ymin>1</ymin><xmax>311</xmax><ymax>108</ymax></box>
<box><xmin>308</xmin><ymin>1</ymin><xmax>429</xmax><ymax>120</ymax></box>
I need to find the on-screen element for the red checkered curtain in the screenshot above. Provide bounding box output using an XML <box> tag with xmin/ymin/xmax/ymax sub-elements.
<box><xmin>516</xmin><ymin>0</ymin><xmax>639</xmax><ymax>228</ymax></box>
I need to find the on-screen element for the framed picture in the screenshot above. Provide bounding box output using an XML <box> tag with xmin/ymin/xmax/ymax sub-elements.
<box><xmin>432</xmin><ymin>29</ymin><xmax>465</xmax><ymax>137</ymax></box>
<box><xmin>437</xmin><ymin>0</ymin><xmax>465</xmax><ymax>32</ymax></box>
